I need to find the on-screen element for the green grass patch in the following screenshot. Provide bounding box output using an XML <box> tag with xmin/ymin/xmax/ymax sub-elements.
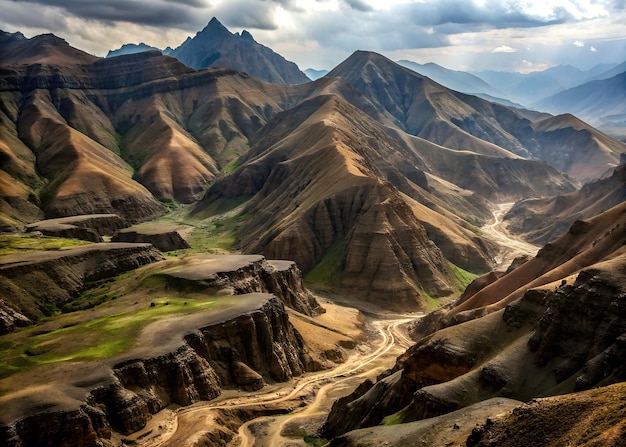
<box><xmin>382</xmin><ymin>411</ymin><xmax>404</xmax><ymax>426</ymax></box>
<box><xmin>192</xmin><ymin>195</ymin><xmax>251</xmax><ymax>220</ymax></box>
<box><xmin>223</xmin><ymin>157</ymin><xmax>243</xmax><ymax>174</ymax></box>
<box><xmin>304</xmin><ymin>434</ymin><xmax>328</xmax><ymax>447</ymax></box>
<box><xmin>218</xmin><ymin>136</ymin><xmax>249</xmax><ymax>170</ymax></box>
<box><xmin>420</xmin><ymin>288</ymin><xmax>441</xmax><ymax>310</ymax></box>
<box><xmin>449</xmin><ymin>262</ymin><xmax>478</xmax><ymax>293</ymax></box>
<box><xmin>304</xmin><ymin>240</ymin><xmax>345</xmax><ymax>287</ymax></box>
<box><xmin>169</xmin><ymin>211</ymin><xmax>250</xmax><ymax>255</ymax></box>
<box><xmin>0</xmin><ymin>235</ymin><xmax>91</xmax><ymax>256</ymax></box>
<box><xmin>0</xmin><ymin>298</ymin><xmax>217</xmax><ymax>378</ymax></box>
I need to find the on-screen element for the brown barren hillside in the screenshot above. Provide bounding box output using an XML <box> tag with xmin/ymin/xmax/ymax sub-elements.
<box><xmin>504</xmin><ymin>162</ymin><xmax>626</xmax><ymax>244</ymax></box>
<box><xmin>196</xmin><ymin>94</ymin><xmax>476</xmax><ymax>310</ymax></box>
<box><xmin>322</xmin><ymin>204</ymin><xmax>626</xmax><ymax>443</ymax></box>
<box><xmin>447</xmin><ymin>200</ymin><xmax>626</xmax><ymax>320</ymax></box>
<box><xmin>328</xmin><ymin>51</ymin><xmax>626</xmax><ymax>182</ymax></box>
<box><xmin>531</xmin><ymin>113</ymin><xmax>623</xmax><ymax>181</ymax></box>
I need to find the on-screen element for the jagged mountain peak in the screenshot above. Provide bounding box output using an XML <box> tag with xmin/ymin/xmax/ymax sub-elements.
<box><xmin>168</xmin><ymin>17</ymin><xmax>309</xmax><ymax>84</ymax></box>
<box><xmin>240</xmin><ymin>29</ymin><xmax>255</xmax><ymax>42</ymax></box>
<box><xmin>195</xmin><ymin>16</ymin><xmax>232</xmax><ymax>41</ymax></box>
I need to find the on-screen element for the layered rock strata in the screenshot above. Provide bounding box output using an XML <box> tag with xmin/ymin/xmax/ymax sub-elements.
<box><xmin>322</xmin><ymin>254</ymin><xmax>626</xmax><ymax>439</ymax></box>
<box><xmin>1</xmin><ymin>294</ymin><xmax>317</xmax><ymax>447</ymax></box>
<box><xmin>0</xmin><ymin>243</ymin><xmax>165</xmax><ymax>333</ymax></box>
<box><xmin>25</xmin><ymin>214</ymin><xmax>127</xmax><ymax>242</ymax></box>
<box><xmin>161</xmin><ymin>254</ymin><xmax>324</xmax><ymax>317</ymax></box>
<box><xmin>111</xmin><ymin>225</ymin><xmax>190</xmax><ymax>251</ymax></box>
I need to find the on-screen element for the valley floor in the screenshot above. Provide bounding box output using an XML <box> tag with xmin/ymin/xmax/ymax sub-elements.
<box><xmin>121</xmin><ymin>298</ymin><xmax>416</xmax><ymax>447</ymax></box>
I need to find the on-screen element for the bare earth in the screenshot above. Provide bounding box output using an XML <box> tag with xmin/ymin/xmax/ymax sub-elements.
<box><xmin>123</xmin><ymin>302</ymin><xmax>417</xmax><ymax>447</ymax></box>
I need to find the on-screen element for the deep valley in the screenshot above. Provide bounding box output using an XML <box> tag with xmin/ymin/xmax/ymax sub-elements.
<box><xmin>1</xmin><ymin>16</ymin><xmax>626</xmax><ymax>447</ymax></box>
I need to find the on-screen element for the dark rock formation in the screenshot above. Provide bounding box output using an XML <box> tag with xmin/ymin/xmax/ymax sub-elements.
<box><xmin>0</xmin><ymin>243</ymin><xmax>165</xmax><ymax>331</ymax></box>
<box><xmin>163</xmin><ymin>254</ymin><xmax>324</xmax><ymax>317</ymax></box>
<box><xmin>168</xmin><ymin>17</ymin><xmax>310</xmax><ymax>84</ymax></box>
<box><xmin>0</xmin><ymin>295</ymin><xmax>318</xmax><ymax>446</ymax></box>
<box><xmin>112</xmin><ymin>226</ymin><xmax>190</xmax><ymax>251</ymax></box>
<box><xmin>467</xmin><ymin>382</ymin><xmax>626</xmax><ymax>447</ymax></box>
<box><xmin>322</xmin><ymin>256</ymin><xmax>626</xmax><ymax>440</ymax></box>
<box><xmin>26</xmin><ymin>214</ymin><xmax>127</xmax><ymax>242</ymax></box>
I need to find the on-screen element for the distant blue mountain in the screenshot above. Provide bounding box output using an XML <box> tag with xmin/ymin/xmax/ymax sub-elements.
<box><xmin>106</xmin><ymin>18</ymin><xmax>309</xmax><ymax>85</ymax></box>
<box><xmin>106</xmin><ymin>43</ymin><xmax>161</xmax><ymax>58</ymax></box>
<box><xmin>304</xmin><ymin>68</ymin><xmax>328</xmax><ymax>80</ymax></box>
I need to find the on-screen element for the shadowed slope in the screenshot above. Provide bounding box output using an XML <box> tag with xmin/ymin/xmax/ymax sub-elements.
<box><xmin>196</xmin><ymin>94</ymin><xmax>479</xmax><ymax>310</ymax></box>
<box><xmin>322</xmin><ymin>204</ymin><xmax>626</xmax><ymax>442</ymax></box>
<box><xmin>531</xmin><ymin>113</ymin><xmax>623</xmax><ymax>181</ymax></box>
<box><xmin>504</xmin><ymin>162</ymin><xmax>626</xmax><ymax>244</ymax></box>
<box><xmin>16</xmin><ymin>90</ymin><xmax>165</xmax><ymax>221</ymax></box>
<box><xmin>328</xmin><ymin>51</ymin><xmax>626</xmax><ymax>182</ymax></box>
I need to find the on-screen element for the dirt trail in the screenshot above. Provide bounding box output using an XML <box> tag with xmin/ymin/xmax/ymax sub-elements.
<box><xmin>481</xmin><ymin>202</ymin><xmax>538</xmax><ymax>269</ymax></box>
<box><xmin>128</xmin><ymin>316</ymin><xmax>415</xmax><ymax>447</ymax></box>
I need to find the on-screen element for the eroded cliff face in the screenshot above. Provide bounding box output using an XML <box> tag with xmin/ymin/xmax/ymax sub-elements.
<box><xmin>0</xmin><ymin>243</ymin><xmax>165</xmax><ymax>333</ymax></box>
<box><xmin>1</xmin><ymin>296</ymin><xmax>319</xmax><ymax>447</ymax></box>
<box><xmin>322</xmin><ymin>256</ymin><xmax>626</xmax><ymax>440</ymax></box>
<box><xmin>163</xmin><ymin>254</ymin><xmax>324</xmax><ymax>317</ymax></box>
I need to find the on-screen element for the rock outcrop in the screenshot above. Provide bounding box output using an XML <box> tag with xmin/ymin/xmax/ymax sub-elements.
<box><xmin>25</xmin><ymin>214</ymin><xmax>127</xmax><ymax>242</ymax></box>
<box><xmin>322</xmin><ymin>251</ymin><xmax>626</xmax><ymax>440</ymax></box>
<box><xmin>0</xmin><ymin>243</ymin><xmax>165</xmax><ymax>331</ymax></box>
<box><xmin>0</xmin><ymin>294</ymin><xmax>318</xmax><ymax>447</ymax></box>
<box><xmin>467</xmin><ymin>381</ymin><xmax>626</xmax><ymax>447</ymax></box>
<box><xmin>111</xmin><ymin>224</ymin><xmax>190</xmax><ymax>251</ymax></box>
<box><xmin>161</xmin><ymin>254</ymin><xmax>324</xmax><ymax>317</ymax></box>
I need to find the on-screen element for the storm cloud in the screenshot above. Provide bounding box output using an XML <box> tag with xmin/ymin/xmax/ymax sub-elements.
<box><xmin>1</xmin><ymin>0</ymin><xmax>625</xmax><ymax>72</ymax></box>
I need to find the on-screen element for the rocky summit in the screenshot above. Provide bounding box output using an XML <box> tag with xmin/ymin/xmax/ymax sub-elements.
<box><xmin>1</xmin><ymin>18</ymin><xmax>626</xmax><ymax>447</ymax></box>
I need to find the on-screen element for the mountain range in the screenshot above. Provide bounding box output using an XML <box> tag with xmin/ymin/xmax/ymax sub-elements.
<box><xmin>104</xmin><ymin>18</ymin><xmax>626</xmax><ymax>140</ymax></box>
<box><xmin>107</xmin><ymin>17</ymin><xmax>309</xmax><ymax>85</ymax></box>
<box><xmin>2</xmin><ymin>26</ymin><xmax>625</xmax><ymax>309</ymax></box>
<box><xmin>1</xmin><ymin>17</ymin><xmax>626</xmax><ymax>447</ymax></box>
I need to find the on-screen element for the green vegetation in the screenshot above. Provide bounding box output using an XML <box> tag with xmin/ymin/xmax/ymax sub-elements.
<box><xmin>219</xmin><ymin>136</ymin><xmax>249</xmax><ymax>172</ymax></box>
<box><xmin>192</xmin><ymin>195</ymin><xmax>251</xmax><ymax>220</ymax></box>
<box><xmin>169</xmin><ymin>210</ymin><xmax>249</xmax><ymax>255</ymax></box>
<box><xmin>0</xmin><ymin>298</ymin><xmax>216</xmax><ymax>379</ymax></box>
<box><xmin>420</xmin><ymin>288</ymin><xmax>441</xmax><ymax>310</ymax></box>
<box><xmin>0</xmin><ymin>235</ymin><xmax>91</xmax><ymax>256</ymax></box>
<box><xmin>382</xmin><ymin>411</ymin><xmax>404</xmax><ymax>426</ymax></box>
<box><xmin>304</xmin><ymin>240</ymin><xmax>345</xmax><ymax>286</ymax></box>
<box><xmin>449</xmin><ymin>262</ymin><xmax>478</xmax><ymax>293</ymax></box>
<box><xmin>223</xmin><ymin>157</ymin><xmax>243</xmax><ymax>174</ymax></box>
<box><xmin>303</xmin><ymin>434</ymin><xmax>328</xmax><ymax>446</ymax></box>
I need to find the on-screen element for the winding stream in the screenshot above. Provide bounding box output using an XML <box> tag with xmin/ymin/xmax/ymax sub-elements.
<box><xmin>481</xmin><ymin>202</ymin><xmax>538</xmax><ymax>268</ymax></box>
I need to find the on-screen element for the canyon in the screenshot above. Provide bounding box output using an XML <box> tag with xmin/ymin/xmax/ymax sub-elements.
<box><xmin>1</xmin><ymin>20</ymin><xmax>626</xmax><ymax>447</ymax></box>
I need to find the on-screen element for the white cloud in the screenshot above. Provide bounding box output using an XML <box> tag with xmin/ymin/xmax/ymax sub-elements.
<box><xmin>492</xmin><ymin>45</ymin><xmax>516</xmax><ymax>53</ymax></box>
<box><xmin>574</xmin><ymin>40</ymin><xmax>584</xmax><ymax>47</ymax></box>
<box><xmin>590</xmin><ymin>46</ymin><xmax>597</xmax><ymax>52</ymax></box>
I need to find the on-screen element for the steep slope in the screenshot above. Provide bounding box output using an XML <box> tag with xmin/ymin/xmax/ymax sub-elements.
<box><xmin>327</xmin><ymin>51</ymin><xmax>521</xmax><ymax>158</ymax></box>
<box><xmin>15</xmin><ymin>88</ymin><xmax>165</xmax><ymax>221</ymax></box>
<box><xmin>0</xmin><ymin>31</ymin><xmax>98</xmax><ymax>66</ymax></box>
<box><xmin>329</xmin><ymin>51</ymin><xmax>626</xmax><ymax>182</ymax></box>
<box><xmin>530</xmin><ymin>113</ymin><xmax>623</xmax><ymax>181</ymax></box>
<box><xmin>537</xmin><ymin>71</ymin><xmax>626</xmax><ymax>131</ymax></box>
<box><xmin>504</xmin><ymin>161</ymin><xmax>626</xmax><ymax>244</ymax></box>
<box><xmin>169</xmin><ymin>17</ymin><xmax>309</xmax><ymax>84</ymax></box>
<box><xmin>195</xmin><ymin>94</ymin><xmax>471</xmax><ymax>310</ymax></box>
<box><xmin>0</xmin><ymin>47</ymin><xmax>291</xmax><ymax>220</ymax></box>
<box><xmin>467</xmin><ymin>382</ymin><xmax>626</xmax><ymax>447</ymax></box>
<box><xmin>322</xmin><ymin>203</ymin><xmax>626</xmax><ymax>442</ymax></box>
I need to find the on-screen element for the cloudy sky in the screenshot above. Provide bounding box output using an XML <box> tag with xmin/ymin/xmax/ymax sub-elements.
<box><xmin>1</xmin><ymin>0</ymin><xmax>625</xmax><ymax>73</ymax></box>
